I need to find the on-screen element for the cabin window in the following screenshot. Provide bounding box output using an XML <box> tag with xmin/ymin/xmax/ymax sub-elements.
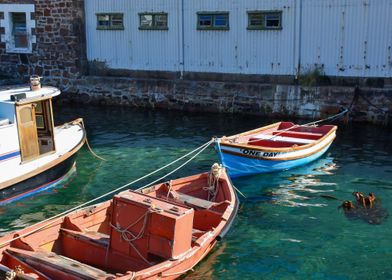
<box><xmin>247</xmin><ymin>11</ymin><xmax>282</xmax><ymax>30</ymax></box>
<box><xmin>197</xmin><ymin>12</ymin><xmax>229</xmax><ymax>30</ymax></box>
<box><xmin>139</xmin><ymin>13</ymin><xmax>168</xmax><ymax>30</ymax></box>
<box><xmin>35</xmin><ymin>101</ymin><xmax>45</xmax><ymax>129</ymax></box>
<box><xmin>0</xmin><ymin>4</ymin><xmax>36</xmax><ymax>53</ymax></box>
<box><xmin>96</xmin><ymin>13</ymin><xmax>124</xmax><ymax>30</ymax></box>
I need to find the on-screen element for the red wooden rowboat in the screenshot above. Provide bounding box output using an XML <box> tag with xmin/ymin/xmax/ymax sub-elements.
<box><xmin>0</xmin><ymin>165</ymin><xmax>238</xmax><ymax>280</ymax></box>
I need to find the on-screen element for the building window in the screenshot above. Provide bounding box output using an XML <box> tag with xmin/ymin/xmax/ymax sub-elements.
<box><xmin>11</xmin><ymin>13</ymin><xmax>28</xmax><ymax>48</ymax></box>
<box><xmin>96</xmin><ymin>13</ymin><xmax>124</xmax><ymax>30</ymax></box>
<box><xmin>197</xmin><ymin>12</ymin><xmax>229</xmax><ymax>30</ymax></box>
<box><xmin>0</xmin><ymin>4</ymin><xmax>36</xmax><ymax>53</ymax></box>
<box><xmin>247</xmin><ymin>11</ymin><xmax>282</xmax><ymax>30</ymax></box>
<box><xmin>139</xmin><ymin>13</ymin><xmax>168</xmax><ymax>30</ymax></box>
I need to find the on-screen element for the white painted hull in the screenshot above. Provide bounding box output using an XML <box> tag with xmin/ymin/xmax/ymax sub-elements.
<box><xmin>0</xmin><ymin>121</ymin><xmax>85</xmax><ymax>201</ymax></box>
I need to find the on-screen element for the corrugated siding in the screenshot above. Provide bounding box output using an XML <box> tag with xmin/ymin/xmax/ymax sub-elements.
<box><xmin>85</xmin><ymin>0</ymin><xmax>180</xmax><ymax>71</ymax></box>
<box><xmin>183</xmin><ymin>0</ymin><xmax>295</xmax><ymax>75</ymax></box>
<box><xmin>85</xmin><ymin>0</ymin><xmax>392</xmax><ymax>77</ymax></box>
<box><xmin>300</xmin><ymin>0</ymin><xmax>392</xmax><ymax>77</ymax></box>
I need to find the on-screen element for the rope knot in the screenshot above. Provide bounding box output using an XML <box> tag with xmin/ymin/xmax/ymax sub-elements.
<box><xmin>204</xmin><ymin>163</ymin><xmax>223</xmax><ymax>201</ymax></box>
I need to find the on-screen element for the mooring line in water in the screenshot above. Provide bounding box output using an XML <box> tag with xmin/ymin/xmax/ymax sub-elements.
<box><xmin>59</xmin><ymin>118</ymin><xmax>107</xmax><ymax>161</ymax></box>
<box><xmin>79</xmin><ymin>119</ymin><xmax>107</xmax><ymax>161</ymax></box>
<box><xmin>0</xmin><ymin>139</ymin><xmax>214</xmax><ymax>248</ymax></box>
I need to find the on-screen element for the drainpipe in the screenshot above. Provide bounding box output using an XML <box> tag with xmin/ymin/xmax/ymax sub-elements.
<box><xmin>295</xmin><ymin>0</ymin><xmax>303</xmax><ymax>80</ymax></box>
<box><xmin>178</xmin><ymin>0</ymin><xmax>185</xmax><ymax>79</ymax></box>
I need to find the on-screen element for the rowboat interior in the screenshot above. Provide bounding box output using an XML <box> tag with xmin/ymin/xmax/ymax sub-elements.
<box><xmin>0</xmin><ymin>170</ymin><xmax>237</xmax><ymax>280</ymax></box>
<box><xmin>230</xmin><ymin>122</ymin><xmax>336</xmax><ymax>148</ymax></box>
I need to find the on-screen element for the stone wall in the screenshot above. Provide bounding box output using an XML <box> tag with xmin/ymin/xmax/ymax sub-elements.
<box><xmin>59</xmin><ymin>76</ymin><xmax>392</xmax><ymax>125</ymax></box>
<box><xmin>0</xmin><ymin>0</ymin><xmax>86</xmax><ymax>85</ymax></box>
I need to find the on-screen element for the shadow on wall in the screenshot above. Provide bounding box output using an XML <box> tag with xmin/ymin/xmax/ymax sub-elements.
<box><xmin>0</xmin><ymin>72</ymin><xmax>25</xmax><ymax>87</ymax></box>
<box><xmin>88</xmin><ymin>60</ymin><xmax>110</xmax><ymax>76</ymax></box>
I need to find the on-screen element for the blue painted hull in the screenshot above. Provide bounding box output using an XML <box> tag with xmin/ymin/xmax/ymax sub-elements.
<box><xmin>217</xmin><ymin>144</ymin><xmax>332</xmax><ymax>178</ymax></box>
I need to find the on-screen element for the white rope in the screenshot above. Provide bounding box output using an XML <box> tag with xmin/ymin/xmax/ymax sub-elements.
<box><xmin>0</xmin><ymin>139</ymin><xmax>214</xmax><ymax>248</ymax></box>
<box><xmin>135</xmin><ymin>140</ymin><xmax>212</xmax><ymax>192</ymax></box>
<box><xmin>5</xmin><ymin>270</ymin><xmax>16</xmax><ymax>280</ymax></box>
<box><xmin>204</xmin><ymin>163</ymin><xmax>223</xmax><ymax>201</ymax></box>
<box><xmin>109</xmin><ymin>207</ymin><xmax>162</xmax><ymax>266</ymax></box>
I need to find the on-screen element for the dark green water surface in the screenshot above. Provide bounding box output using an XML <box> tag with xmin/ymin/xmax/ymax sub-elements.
<box><xmin>2</xmin><ymin>105</ymin><xmax>392</xmax><ymax>280</ymax></box>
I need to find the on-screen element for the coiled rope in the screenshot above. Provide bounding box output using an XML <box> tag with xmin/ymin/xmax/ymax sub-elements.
<box><xmin>109</xmin><ymin>207</ymin><xmax>162</xmax><ymax>265</ymax></box>
<box><xmin>204</xmin><ymin>163</ymin><xmax>223</xmax><ymax>201</ymax></box>
<box><xmin>0</xmin><ymin>139</ymin><xmax>214</xmax><ymax>248</ymax></box>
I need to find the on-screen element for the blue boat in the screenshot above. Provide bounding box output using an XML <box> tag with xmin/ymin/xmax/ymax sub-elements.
<box><xmin>216</xmin><ymin>122</ymin><xmax>337</xmax><ymax>178</ymax></box>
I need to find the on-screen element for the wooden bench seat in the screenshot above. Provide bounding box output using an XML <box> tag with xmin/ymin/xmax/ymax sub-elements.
<box><xmin>169</xmin><ymin>191</ymin><xmax>216</xmax><ymax>209</ymax></box>
<box><xmin>272</xmin><ymin>130</ymin><xmax>323</xmax><ymax>140</ymax></box>
<box><xmin>6</xmin><ymin>247</ymin><xmax>114</xmax><ymax>280</ymax></box>
<box><xmin>60</xmin><ymin>228</ymin><xmax>110</xmax><ymax>247</ymax></box>
<box><xmin>250</xmin><ymin>135</ymin><xmax>315</xmax><ymax>145</ymax></box>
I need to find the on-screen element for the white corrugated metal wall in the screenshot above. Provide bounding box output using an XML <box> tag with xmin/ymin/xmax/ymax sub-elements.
<box><xmin>182</xmin><ymin>0</ymin><xmax>295</xmax><ymax>75</ymax></box>
<box><xmin>300</xmin><ymin>0</ymin><xmax>392</xmax><ymax>77</ymax></box>
<box><xmin>85</xmin><ymin>0</ymin><xmax>392</xmax><ymax>78</ymax></box>
<box><xmin>85</xmin><ymin>0</ymin><xmax>180</xmax><ymax>71</ymax></box>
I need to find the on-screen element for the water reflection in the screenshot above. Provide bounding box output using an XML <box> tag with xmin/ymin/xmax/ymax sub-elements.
<box><xmin>266</xmin><ymin>158</ymin><xmax>338</xmax><ymax>207</ymax></box>
<box><xmin>186</xmin><ymin>243</ymin><xmax>227</xmax><ymax>280</ymax></box>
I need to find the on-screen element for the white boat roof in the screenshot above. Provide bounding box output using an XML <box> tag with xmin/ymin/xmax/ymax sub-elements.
<box><xmin>0</xmin><ymin>86</ymin><xmax>61</xmax><ymax>104</ymax></box>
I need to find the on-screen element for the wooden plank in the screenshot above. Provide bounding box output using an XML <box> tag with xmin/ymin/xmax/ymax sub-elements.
<box><xmin>171</xmin><ymin>192</ymin><xmax>215</xmax><ymax>209</ymax></box>
<box><xmin>6</xmin><ymin>247</ymin><xmax>114</xmax><ymax>280</ymax></box>
<box><xmin>16</xmin><ymin>104</ymin><xmax>40</xmax><ymax>162</ymax></box>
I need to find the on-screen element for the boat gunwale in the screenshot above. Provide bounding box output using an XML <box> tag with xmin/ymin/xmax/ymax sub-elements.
<box><xmin>0</xmin><ymin>121</ymin><xmax>86</xmax><ymax>190</ymax></box>
<box><xmin>0</xmin><ymin>169</ymin><xmax>238</xmax><ymax>280</ymax></box>
<box><xmin>128</xmin><ymin>169</ymin><xmax>238</xmax><ymax>279</ymax></box>
<box><xmin>219</xmin><ymin>122</ymin><xmax>338</xmax><ymax>153</ymax></box>
<box><xmin>220</xmin><ymin>134</ymin><xmax>336</xmax><ymax>161</ymax></box>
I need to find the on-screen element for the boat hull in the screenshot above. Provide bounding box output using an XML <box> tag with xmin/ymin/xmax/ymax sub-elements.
<box><xmin>0</xmin><ymin>153</ymin><xmax>77</xmax><ymax>204</ymax></box>
<box><xmin>217</xmin><ymin>143</ymin><xmax>332</xmax><ymax>178</ymax></box>
<box><xmin>217</xmin><ymin>122</ymin><xmax>337</xmax><ymax>178</ymax></box>
<box><xmin>0</xmin><ymin>168</ymin><xmax>238</xmax><ymax>280</ymax></box>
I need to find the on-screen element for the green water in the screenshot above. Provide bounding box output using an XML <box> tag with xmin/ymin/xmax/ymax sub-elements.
<box><xmin>1</xmin><ymin>105</ymin><xmax>392</xmax><ymax>279</ymax></box>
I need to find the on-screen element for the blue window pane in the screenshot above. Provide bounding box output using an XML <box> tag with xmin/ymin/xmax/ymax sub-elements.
<box><xmin>265</xmin><ymin>14</ymin><xmax>281</xmax><ymax>27</ymax></box>
<box><xmin>199</xmin><ymin>15</ymin><xmax>212</xmax><ymax>27</ymax></box>
<box><xmin>214</xmin><ymin>15</ymin><xmax>228</xmax><ymax>27</ymax></box>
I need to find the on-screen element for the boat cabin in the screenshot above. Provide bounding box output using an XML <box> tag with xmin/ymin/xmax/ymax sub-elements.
<box><xmin>0</xmin><ymin>85</ymin><xmax>60</xmax><ymax>164</ymax></box>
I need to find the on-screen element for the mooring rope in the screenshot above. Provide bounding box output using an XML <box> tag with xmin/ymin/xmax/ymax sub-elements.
<box><xmin>0</xmin><ymin>139</ymin><xmax>214</xmax><ymax>248</ymax></box>
<box><xmin>79</xmin><ymin>119</ymin><xmax>107</xmax><ymax>161</ymax></box>
<box><xmin>60</xmin><ymin>118</ymin><xmax>107</xmax><ymax>161</ymax></box>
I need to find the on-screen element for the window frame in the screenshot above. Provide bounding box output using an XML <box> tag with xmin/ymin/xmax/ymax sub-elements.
<box><xmin>247</xmin><ymin>10</ymin><xmax>282</xmax><ymax>30</ymax></box>
<box><xmin>197</xmin><ymin>12</ymin><xmax>229</xmax><ymax>31</ymax></box>
<box><xmin>96</xmin><ymin>13</ymin><xmax>124</xmax><ymax>30</ymax></box>
<box><xmin>11</xmin><ymin>12</ymin><xmax>29</xmax><ymax>49</ymax></box>
<box><xmin>138</xmin><ymin>12</ymin><xmax>168</xmax><ymax>30</ymax></box>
